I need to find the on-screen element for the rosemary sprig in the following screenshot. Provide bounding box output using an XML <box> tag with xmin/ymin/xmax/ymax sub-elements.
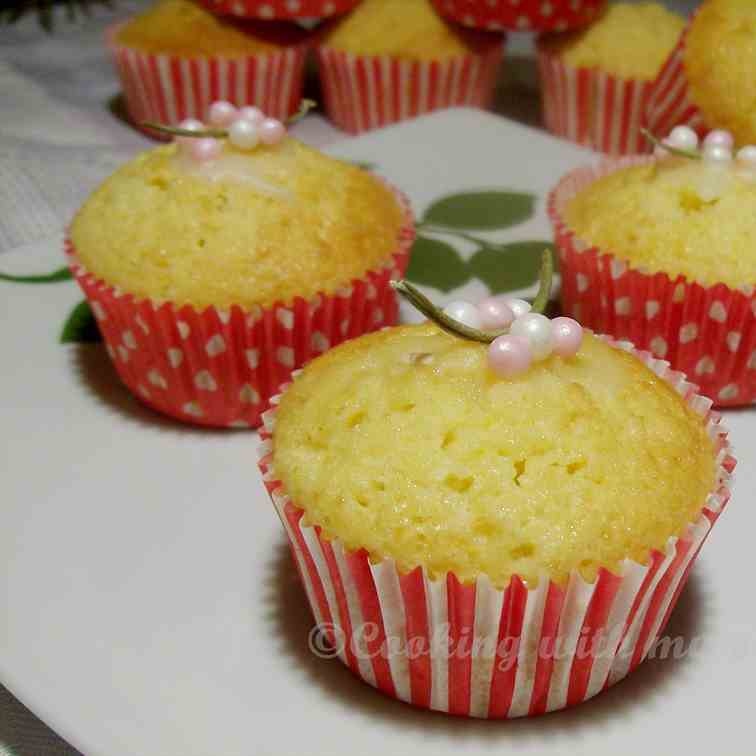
<box><xmin>641</xmin><ymin>128</ymin><xmax>701</xmax><ymax>160</ymax></box>
<box><xmin>391</xmin><ymin>249</ymin><xmax>554</xmax><ymax>344</ymax></box>
<box><xmin>142</xmin><ymin>99</ymin><xmax>317</xmax><ymax>140</ymax></box>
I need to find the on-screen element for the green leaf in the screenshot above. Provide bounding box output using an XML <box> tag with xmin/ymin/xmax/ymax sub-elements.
<box><xmin>60</xmin><ymin>300</ymin><xmax>102</xmax><ymax>344</ymax></box>
<box><xmin>405</xmin><ymin>235</ymin><xmax>471</xmax><ymax>293</ymax></box>
<box><xmin>0</xmin><ymin>266</ymin><xmax>73</xmax><ymax>283</ymax></box>
<box><xmin>422</xmin><ymin>191</ymin><xmax>535</xmax><ymax>230</ymax></box>
<box><xmin>469</xmin><ymin>241</ymin><xmax>557</xmax><ymax>294</ymax></box>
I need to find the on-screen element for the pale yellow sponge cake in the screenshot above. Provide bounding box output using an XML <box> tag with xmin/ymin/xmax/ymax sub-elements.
<box><xmin>542</xmin><ymin>2</ymin><xmax>685</xmax><ymax>80</ymax></box>
<box><xmin>70</xmin><ymin>139</ymin><xmax>405</xmax><ymax>309</ymax></box>
<box><xmin>272</xmin><ymin>324</ymin><xmax>715</xmax><ymax>588</ymax></box>
<box><xmin>115</xmin><ymin>0</ymin><xmax>305</xmax><ymax>57</ymax></box>
<box><xmin>685</xmin><ymin>0</ymin><xmax>756</xmax><ymax>146</ymax></box>
<box><xmin>565</xmin><ymin>157</ymin><xmax>756</xmax><ymax>288</ymax></box>
<box><xmin>322</xmin><ymin>0</ymin><xmax>499</xmax><ymax>60</ymax></box>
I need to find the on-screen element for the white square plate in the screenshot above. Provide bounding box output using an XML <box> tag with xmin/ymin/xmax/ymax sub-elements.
<box><xmin>1</xmin><ymin>109</ymin><xmax>754</xmax><ymax>756</ymax></box>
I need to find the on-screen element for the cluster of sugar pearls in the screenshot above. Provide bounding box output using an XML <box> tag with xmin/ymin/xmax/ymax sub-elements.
<box><xmin>175</xmin><ymin>100</ymin><xmax>286</xmax><ymax>161</ymax></box>
<box><xmin>442</xmin><ymin>296</ymin><xmax>583</xmax><ymax>378</ymax></box>
<box><xmin>657</xmin><ymin>125</ymin><xmax>756</xmax><ymax>168</ymax></box>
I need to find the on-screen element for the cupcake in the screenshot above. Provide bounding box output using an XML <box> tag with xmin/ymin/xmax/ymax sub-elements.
<box><xmin>197</xmin><ymin>0</ymin><xmax>361</xmax><ymax>20</ymax></box>
<box><xmin>550</xmin><ymin>125</ymin><xmax>756</xmax><ymax>407</ymax></box>
<box><xmin>538</xmin><ymin>2</ymin><xmax>684</xmax><ymax>155</ymax></box>
<box><xmin>430</xmin><ymin>0</ymin><xmax>606</xmax><ymax>33</ymax></box>
<box><xmin>315</xmin><ymin>0</ymin><xmax>505</xmax><ymax>134</ymax></box>
<box><xmin>647</xmin><ymin>0</ymin><xmax>756</xmax><ymax>147</ymax></box>
<box><xmin>258</xmin><ymin>278</ymin><xmax>733</xmax><ymax>717</ymax></box>
<box><xmin>67</xmin><ymin>103</ymin><xmax>414</xmax><ymax>428</ymax></box>
<box><xmin>109</xmin><ymin>0</ymin><xmax>310</xmax><ymax>136</ymax></box>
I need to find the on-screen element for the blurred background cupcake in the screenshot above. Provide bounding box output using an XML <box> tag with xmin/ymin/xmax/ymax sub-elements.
<box><xmin>538</xmin><ymin>2</ymin><xmax>684</xmax><ymax>154</ymax></box>
<box><xmin>109</xmin><ymin>0</ymin><xmax>311</xmax><ymax>137</ymax></box>
<box><xmin>260</xmin><ymin>320</ymin><xmax>732</xmax><ymax>716</ymax></box>
<box><xmin>430</xmin><ymin>0</ymin><xmax>607</xmax><ymax>33</ymax></box>
<box><xmin>550</xmin><ymin>125</ymin><xmax>756</xmax><ymax>406</ymax></box>
<box><xmin>67</xmin><ymin>106</ymin><xmax>414</xmax><ymax>427</ymax></box>
<box><xmin>315</xmin><ymin>0</ymin><xmax>505</xmax><ymax>134</ymax></box>
<box><xmin>647</xmin><ymin>0</ymin><xmax>756</xmax><ymax>147</ymax></box>
<box><xmin>196</xmin><ymin>0</ymin><xmax>362</xmax><ymax>20</ymax></box>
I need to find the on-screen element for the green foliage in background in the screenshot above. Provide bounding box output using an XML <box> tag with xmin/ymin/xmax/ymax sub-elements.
<box><xmin>0</xmin><ymin>0</ymin><xmax>114</xmax><ymax>32</ymax></box>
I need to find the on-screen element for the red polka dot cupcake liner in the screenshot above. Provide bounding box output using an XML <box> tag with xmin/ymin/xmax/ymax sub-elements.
<box><xmin>257</xmin><ymin>344</ymin><xmax>734</xmax><ymax>717</ymax></box>
<box><xmin>315</xmin><ymin>40</ymin><xmax>504</xmax><ymax>135</ymax></box>
<box><xmin>106</xmin><ymin>23</ymin><xmax>309</xmax><ymax>140</ymax></box>
<box><xmin>645</xmin><ymin>16</ymin><xmax>706</xmax><ymax>141</ymax></box>
<box><xmin>536</xmin><ymin>42</ymin><xmax>653</xmax><ymax>156</ymax></box>
<box><xmin>65</xmin><ymin>182</ymin><xmax>415</xmax><ymax>429</ymax></box>
<box><xmin>431</xmin><ymin>0</ymin><xmax>606</xmax><ymax>33</ymax></box>
<box><xmin>197</xmin><ymin>0</ymin><xmax>360</xmax><ymax>20</ymax></box>
<box><xmin>550</xmin><ymin>157</ymin><xmax>756</xmax><ymax>408</ymax></box>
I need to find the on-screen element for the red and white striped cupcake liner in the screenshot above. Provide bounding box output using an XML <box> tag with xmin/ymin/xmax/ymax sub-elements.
<box><xmin>644</xmin><ymin>17</ymin><xmax>706</xmax><ymax>141</ymax></box>
<box><xmin>550</xmin><ymin>156</ymin><xmax>756</xmax><ymax>408</ymax></box>
<box><xmin>197</xmin><ymin>0</ymin><xmax>360</xmax><ymax>19</ymax></box>
<box><xmin>66</xmin><ymin>182</ymin><xmax>415</xmax><ymax>429</ymax></box>
<box><xmin>106</xmin><ymin>23</ymin><xmax>309</xmax><ymax>139</ymax></box>
<box><xmin>537</xmin><ymin>43</ymin><xmax>653</xmax><ymax>156</ymax></box>
<box><xmin>315</xmin><ymin>41</ymin><xmax>504</xmax><ymax>135</ymax></box>
<box><xmin>431</xmin><ymin>0</ymin><xmax>606</xmax><ymax>33</ymax></box>
<box><xmin>257</xmin><ymin>342</ymin><xmax>734</xmax><ymax>718</ymax></box>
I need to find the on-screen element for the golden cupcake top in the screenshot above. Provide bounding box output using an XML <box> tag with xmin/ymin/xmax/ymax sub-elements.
<box><xmin>541</xmin><ymin>2</ymin><xmax>684</xmax><ymax>80</ymax></box>
<box><xmin>272</xmin><ymin>323</ymin><xmax>716</xmax><ymax>588</ymax></box>
<box><xmin>70</xmin><ymin>132</ymin><xmax>406</xmax><ymax>310</ymax></box>
<box><xmin>565</xmin><ymin>139</ymin><xmax>756</xmax><ymax>288</ymax></box>
<box><xmin>115</xmin><ymin>0</ymin><xmax>308</xmax><ymax>57</ymax></box>
<box><xmin>685</xmin><ymin>0</ymin><xmax>756</xmax><ymax>146</ymax></box>
<box><xmin>321</xmin><ymin>0</ymin><xmax>502</xmax><ymax>60</ymax></box>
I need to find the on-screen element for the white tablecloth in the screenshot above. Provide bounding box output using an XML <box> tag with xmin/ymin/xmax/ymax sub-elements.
<box><xmin>0</xmin><ymin>1</ymin><xmax>695</xmax><ymax>753</ymax></box>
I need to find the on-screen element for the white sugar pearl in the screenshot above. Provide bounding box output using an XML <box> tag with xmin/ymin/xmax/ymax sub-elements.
<box><xmin>668</xmin><ymin>126</ymin><xmax>699</xmax><ymax>151</ymax></box>
<box><xmin>736</xmin><ymin>146</ymin><xmax>756</xmax><ymax>167</ymax></box>
<box><xmin>703</xmin><ymin>144</ymin><xmax>733</xmax><ymax>163</ymax></box>
<box><xmin>228</xmin><ymin>118</ymin><xmax>260</xmax><ymax>150</ymax></box>
<box><xmin>178</xmin><ymin>118</ymin><xmax>204</xmax><ymax>132</ymax></box>
<box><xmin>510</xmin><ymin>313</ymin><xmax>554</xmax><ymax>361</ymax></box>
<box><xmin>443</xmin><ymin>301</ymin><xmax>482</xmax><ymax>330</ymax></box>
<box><xmin>507</xmin><ymin>298</ymin><xmax>532</xmax><ymax>319</ymax></box>
<box><xmin>703</xmin><ymin>129</ymin><xmax>734</xmax><ymax>150</ymax></box>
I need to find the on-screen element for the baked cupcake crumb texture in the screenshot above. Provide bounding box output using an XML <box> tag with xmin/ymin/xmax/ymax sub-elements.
<box><xmin>273</xmin><ymin>324</ymin><xmax>716</xmax><ymax>588</ymax></box>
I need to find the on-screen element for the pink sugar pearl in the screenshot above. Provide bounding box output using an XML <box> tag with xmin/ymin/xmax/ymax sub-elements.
<box><xmin>259</xmin><ymin>118</ymin><xmax>286</xmax><ymax>146</ymax></box>
<box><xmin>488</xmin><ymin>334</ymin><xmax>532</xmax><ymax>378</ymax></box>
<box><xmin>704</xmin><ymin>129</ymin><xmax>734</xmax><ymax>150</ymax></box>
<box><xmin>551</xmin><ymin>317</ymin><xmax>583</xmax><ymax>358</ymax></box>
<box><xmin>189</xmin><ymin>137</ymin><xmax>223</xmax><ymax>162</ymax></box>
<box><xmin>478</xmin><ymin>296</ymin><xmax>515</xmax><ymax>330</ymax></box>
<box><xmin>176</xmin><ymin>118</ymin><xmax>204</xmax><ymax>149</ymax></box>
<box><xmin>238</xmin><ymin>106</ymin><xmax>265</xmax><ymax>125</ymax></box>
<box><xmin>207</xmin><ymin>101</ymin><xmax>238</xmax><ymax>127</ymax></box>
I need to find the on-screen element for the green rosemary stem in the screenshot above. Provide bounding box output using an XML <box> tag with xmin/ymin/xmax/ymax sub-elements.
<box><xmin>641</xmin><ymin>128</ymin><xmax>701</xmax><ymax>160</ymax></box>
<box><xmin>391</xmin><ymin>249</ymin><xmax>555</xmax><ymax>344</ymax></box>
<box><xmin>530</xmin><ymin>249</ymin><xmax>554</xmax><ymax>315</ymax></box>
<box><xmin>142</xmin><ymin>99</ymin><xmax>317</xmax><ymax>140</ymax></box>
<box><xmin>141</xmin><ymin>123</ymin><xmax>228</xmax><ymax>139</ymax></box>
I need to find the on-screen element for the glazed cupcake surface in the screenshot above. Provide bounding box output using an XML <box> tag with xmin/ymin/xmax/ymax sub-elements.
<box><xmin>70</xmin><ymin>139</ymin><xmax>405</xmax><ymax>310</ymax></box>
<box><xmin>685</xmin><ymin>0</ymin><xmax>756</xmax><ymax>146</ymax></box>
<box><xmin>115</xmin><ymin>0</ymin><xmax>307</xmax><ymax>56</ymax></box>
<box><xmin>540</xmin><ymin>2</ymin><xmax>684</xmax><ymax>81</ymax></box>
<box><xmin>322</xmin><ymin>0</ymin><xmax>498</xmax><ymax>60</ymax></box>
<box><xmin>564</xmin><ymin>157</ymin><xmax>756</xmax><ymax>289</ymax></box>
<box><xmin>272</xmin><ymin>323</ymin><xmax>716</xmax><ymax>589</ymax></box>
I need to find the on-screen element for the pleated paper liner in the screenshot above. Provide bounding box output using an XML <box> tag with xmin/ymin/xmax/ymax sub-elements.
<box><xmin>430</xmin><ymin>0</ymin><xmax>606</xmax><ymax>33</ymax></box>
<box><xmin>315</xmin><ymin>41</ymin><xmax>504</xmax><ymax>135</ymax></box>
<box><xmin>66</xmin><ymin>182</ymin><xmax>415</xmax><ymax>429</ymax></box>
<box><xmin>536</xmin><ymin>43</ymin><xmax>653</xmax><ymax>156</ymax></box>
<box><xmin>257</xmin><ymin>342</ymin><xmax>734</xmax><ymax>718</ymax></box>
<box><xmin>106</xmin><ymin>22</ymin><xmax>309</xmax><ymax>140</ymax></box>
<box><xmin>549</xmin><ymin>156</ymin><xmax>755</xmax><ymax>408</ymax></box>
<box><xmin>644</xmin><ymin>15</ymin><xmax>706</xmax><ymax>141</ymax></box>
<box><xmin>197</xmin><ymin>0</ymin><xmax>361</xmax><ymax>20</ymax></box>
